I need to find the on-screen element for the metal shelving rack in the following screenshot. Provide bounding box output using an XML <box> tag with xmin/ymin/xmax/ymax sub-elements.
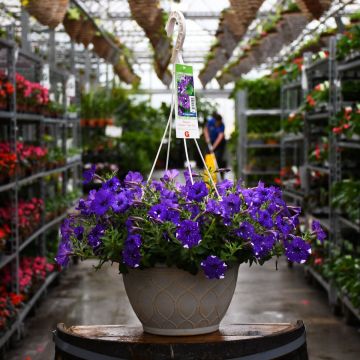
<box><xmin>333</xmin><ymin>46</ymin><xmax>360</xmax><ymax>323</ymax></box>
<box><xmin>299</xmin><ymin>40</ymin><xmax>339</xmax><ymax>312</ymax></box>
<box><xmin>280</xmin><ymin>37</ymin><xmax>360</xmax><ymax>322</ymax></box>
<box><xmin>0</xmin><ymin>21</ymin><xmax>82</xmax><ymax>350</ymax></box>
<box><xmin>280</xmin><ymin>74</ymin><xmax>305</xmax><ymax>206</ymax></box>
<box><xmin>235</xmin><ymin>90</ymin><xmax>281</xmax><ymax>185</ymax></box>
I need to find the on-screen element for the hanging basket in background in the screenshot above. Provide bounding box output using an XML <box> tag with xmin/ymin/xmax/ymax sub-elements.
<box><xmin>296</xmin><ymin>0</ymin><xmax>332</xmax><ymax>19</ymax></box>
<box><xmin>114</xmin><ymin>59</ymin><xmax>140</xmax><ymax>86</ymax></box>
<box><xmin>282</xmin><ymin>13</ymin><xmax>309</xmax><ymax>40</ymax></box>
<box><xmin>92</xmin><ymin>35</ymin><xmax>112</xmax><ymax>59</ymax></box>
<box><xmin>26</xmin><ymin>0</ymin><xmax>69</xmax><ymax>28</ymax></box>
<box><xmin>63</xmin><ymin>13</ymin><xmax>83</xmax><ymax>41</ymax></box>
<box><xmin>76</xmin><ymin>19</ymin><xmax>96</xmax><ymax>47</ymax></box>
<box><xmin>216</xmin><ymin>71</ymin><xmax>234</xmax><ymax>87</ymax></box>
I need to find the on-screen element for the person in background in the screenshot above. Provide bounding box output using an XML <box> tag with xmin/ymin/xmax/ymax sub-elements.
<box><xmin>204</xmin><ymin>112</ymin><xmax>226</xmax><ymax>178</ymax></box>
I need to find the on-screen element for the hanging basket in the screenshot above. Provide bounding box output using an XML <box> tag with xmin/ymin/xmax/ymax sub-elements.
<box><xmin>63</xmin><ymin>14</ymin><xmax>83</xmax><ymax>41</ymax></box>
<box><xmin>114</xmin><ymin>61</ymin><xmax>140</xmax><ymax>86</ymax></box>
<box><xmin>295</xmin><ymin>0</ymin><xmax>332</xmax><ymax>19</ymax></box>
<box><xmin>76</xmin><ymin>20</ymin><xmax>96</xmax><ymax>47</ymax></box>
<box><xmin>283</xmin><ymin>13</ymin><xmax>309</xmax><ymax>40</ymax></box>
<box><xmin>217</xmin><ymin>72</ymin><xmax>234</xmax><ymax>87</ymax></box>
<box><xmin>128</xmin><ymin>0</ymin><xmax>160</xmax><ymax>28</ymax></box>
<box><xmin>92</xmin><ymin>35</ymin><xmax>112</xmax><ymax>59</ymax></box>
<box><xmin>230</xmin><ymin>54</ymin><xmax>255</xmax><ymax>77</ymax></box>
<box><xmin>26</xmin><ymin>0</ymin><xmax>69</xmax><ymax>29</ymax></box>
<box><xmin>217</xmin><ymin>29</ymin><xmax>237</xmax><ymax>57</ymax></box>
<box><xmin>199</xmin><ymin>50</ymin><xmax>228</xmax><ymax>87</ymax></box>
<box><xmin>154</xmin><ymin>37</ymin><xmax>172</xmax><ymax>69</ymax></box>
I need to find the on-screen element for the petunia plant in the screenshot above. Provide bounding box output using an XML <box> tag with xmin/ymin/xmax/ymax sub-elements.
<box><xmin>55</xmin><ymin>168</ymin><xmax>325</xmax><ymax>279</ymax></box>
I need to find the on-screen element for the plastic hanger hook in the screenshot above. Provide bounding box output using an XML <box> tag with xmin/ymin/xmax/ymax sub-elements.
<box><xmin>166</xmin><ymin>10</ymin><xmax>186</xmax><ymax>64</ymax></box>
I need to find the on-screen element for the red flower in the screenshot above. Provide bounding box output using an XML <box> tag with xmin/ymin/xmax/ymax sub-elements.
<box><xmin>306</xmin><ymin>95</ymin><xmax>316</xmax><ymax>108</ymax></box>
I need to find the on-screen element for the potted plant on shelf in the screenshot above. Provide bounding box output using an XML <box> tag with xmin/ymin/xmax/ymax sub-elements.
<box><xmin>55</xmin><ymin>168</ymin><xmax>324</xmax><ymax>336</ymax></box>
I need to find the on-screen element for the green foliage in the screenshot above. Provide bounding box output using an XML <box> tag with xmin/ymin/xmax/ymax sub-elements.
<box><xmin>247</xmin><ymin>116</ymin><xmax>281</xmax><ymax>133</ymax></box>
<box><xmin>232</xmin><ymin>78</ymin><xmax>281</xmax><ymax>109</ymax></box>
<box><xmin>332</xmin><ymin>180</ymin><xmax>360</xmax><ymax>223</ymax></box>
<box><xmin>337</xmin><ymin>24</ymin><xmax>360</xmax><ymax>60</ymax></box>
<box><xmin>283</xmin><ymin>111</ymin><xmax>304</xmax><ymax>134</ymax></box>
<box><xmin>67</xmin><ymin>7</ymin><xmax>81</xmax><ymax>20</ymax></box>
<box><xmin>323</xmin><ymin>255</ymin><xmax>360</xmax><ymax>308</ymax></box>
<box><xmin>81</xmin><ymin>88</ymin><xmax>118</xmax><ymax>119</ymax></box>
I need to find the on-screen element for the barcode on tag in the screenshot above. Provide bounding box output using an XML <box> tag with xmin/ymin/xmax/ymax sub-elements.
<box><xmin>189</xmin><ymin>96</ymin><xmax>196</xmax><ymax>113</ymax></box>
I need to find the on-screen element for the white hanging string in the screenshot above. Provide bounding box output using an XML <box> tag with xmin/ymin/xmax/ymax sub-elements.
<box><xmin>165</xmin><ymin>63</ymin><xmax>176</xmax><ymax>172</ymax></box>
<box><xmin>148</xmin><ymin>10</ymin><xmax>221</xmax><ymax>198</ymax></box>
<box><xmin>194</xmin><ymin>139</ymin><xmax>221</xmax><ymax>199</ymax></box>
<box><xmin>147</xmin><ymin>101</ymin><xmax>174</xmax><ymax>183</ymax></box>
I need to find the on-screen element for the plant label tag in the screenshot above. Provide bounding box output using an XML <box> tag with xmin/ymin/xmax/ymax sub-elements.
<box><xmin>175</xmin><ymin>64</ymin><xmax>199</xmax><ymax>139</ymax></box>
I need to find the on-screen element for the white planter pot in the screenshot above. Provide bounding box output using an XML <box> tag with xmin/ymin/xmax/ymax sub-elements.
<box><xmin>123</xmin><ymin>264</ymin><xmax>239</xmax><ymax>336</ymax></box>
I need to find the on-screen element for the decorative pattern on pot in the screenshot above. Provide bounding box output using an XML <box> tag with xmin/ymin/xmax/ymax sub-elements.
<box><xmin>123</xmin><ymin>265</ymin><xmax>239</xmax><ymax>336</ymax></box>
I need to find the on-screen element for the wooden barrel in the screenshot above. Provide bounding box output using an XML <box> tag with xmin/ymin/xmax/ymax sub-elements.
<box><xmin>54</xmin><ymin>321</ymin><xmax>308</xmax><ymax>360</ymax></box>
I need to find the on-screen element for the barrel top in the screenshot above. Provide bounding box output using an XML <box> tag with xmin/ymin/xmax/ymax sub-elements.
<box><xmin>58</xmin><ymin>322</ymin><xmax>304</xmax><ymax>344</ymax></box>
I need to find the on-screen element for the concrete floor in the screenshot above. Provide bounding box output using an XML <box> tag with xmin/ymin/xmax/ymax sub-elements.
<box><xmin>5</xmin><ymin>259</ymin><xmax>360</xmax><ymax>360</ymax></box>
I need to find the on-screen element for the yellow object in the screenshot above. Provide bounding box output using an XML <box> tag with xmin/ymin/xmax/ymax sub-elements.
<box><xmin>204</xmin><ymin>153</ymin><xmax>217</xmax><ymax>185</ymax></box>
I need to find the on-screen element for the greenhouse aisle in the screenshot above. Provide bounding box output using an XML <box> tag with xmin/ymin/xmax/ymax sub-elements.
<box><xmin>5</xmin><ymin>259</ymin><xmax>360</xmax><ymax>360</ymax></box>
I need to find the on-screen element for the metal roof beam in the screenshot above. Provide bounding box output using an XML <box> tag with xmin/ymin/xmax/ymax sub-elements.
<box><xmin>88</xmin><ymin>11</ymin><xmax>222</xmax><ymax>21</ymax></box>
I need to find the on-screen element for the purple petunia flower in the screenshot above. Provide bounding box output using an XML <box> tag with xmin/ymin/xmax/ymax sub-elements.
<box><xmin>149</xmin><ymin>203</ymin><xmax>180</xmax><ymax>225</ymax></box>
<box><xmin>122</xmin><ymin>246</ymin><xmax>141</xmax><ymax>268</ymax></box>
<box><xmin>176</xmin><ymin>220</ymin><xmax>202</xmax><ymax>248</ymax></box>
<box><xmin>91</xmin><ymin>189</ymin><xmax>114</xmax><ymax>216</ymax></box>
<box><xmin>88</xmin><ymin>224</ymin><xmax>106</xmax><ymax>249</ymax></box>
<box><xmin>112</xmin><ymin>192</ymin><xmax>130</xmax><ymax>213</ymax></box>
<box><xmin>74</xmin><ymin>226</ymin><xmax>84</xmax><ymax>241</ymax></box>
<box><xmin>206</xmin><ymin>199</ymin><xmax>222</xmax><ymax>215</ymax></box>
<box><xmin>60</xmin><ymin>219</ymin><xmax>73</xmax><ymax>242</ymax></box>
<box><xmin>187</xmin><ymin>182</ymin><xmax>209</xmax><ymax>201</ymax></box>
<box><xmin>201</xmin><ymin>255</ymin><xmax>227</xmax><ymax>279</ymax></box>
<box><xmin>312</xmin><ymin>220</ymin><xmax>326</xmax><ymax>243</ymax></box>
<box><xmin>161</xmin><ymin>169</ymin><xmax>179</xmax><ymax>182</ymax></box>
<box><xmin>221</xmin><ymin>194</ymin><xmax>241</xmax><ymax>217</ymax></box>
<box><xmin>183</xmin><ymin>169</ymin><xmax>199</xmax><ymax>184</ymax></box>
<box><xmin>184</xmin><ymin>203</ymin><xmax>201</xmax><ymax>219</ymax></box>
<box><xmin>126</xmin><ymin>234</ymin><xmax>142</xmax><ymax>249</ymax></box>
<box><xmin>124</xmin><ymin>171</ymin><xmax>143</xmax><ymax>185</ymax></box>
<box><xmin>251</xmin><ymin>209</ymin><xmax>274</xmax><ymax>229</ymax></box>
<box><xmin>217</xmin><ymin>179</ymin><xmax>234</xmax><ymax>196</ymax></box>
<box><xmin>83</xmin><ymin>164</ymin><xmax>96</xmax><ymax>184</ymax></box>
<box><xmin>276</xmin><ymin>215</ymin><xmax>294</xmax><ymax>237</ymax></box>
<box><xmin>55</xmin><ymin>240</ymin><xmax>72</xmax><ymax>267</ymax></box>
<box><xmin>285</xmin><ymin>237</ymin><xmax>311</xmax><ymax>263</ymax></box>
<box><xmin>160</xmin><ymin>188</ymin><xmax>178</xmax><ymax>203</ymax></box>
<box><xmin>251</xmin><ymin>233</ymin><xmax>276</xmax><ymax>259</ymax></box>
<box><xmin>125</xmin><ymin>218</ymin><xmax>135</xmax><ymax>233</ymax></box>
<box><xmin>76</xmin><ymin>198</ymin><xmax>91</xmax><ymax>216</ymax></box>
<box><xmin>122</xmin><ymin>234</ymin><xmax>142</xmax><ymax>268</ymax></box>
<box><xmin>103</xmin><ymin>176</ymin><xmax>121</xmax><ymax>192</ymax></box>
<box><xmin>151</xmin><ymin>180</ymin><xmax>164</xmax><ymax>192</ymax></box>
<box><xmin>235</xmin><ymin>221</ymin><xmax>255</xmax><ymax>240</ymax></box>
<box><xmin>148</xmin><ymin>204</ymin><xmax>168</xmax><ymax>222</ymax></box>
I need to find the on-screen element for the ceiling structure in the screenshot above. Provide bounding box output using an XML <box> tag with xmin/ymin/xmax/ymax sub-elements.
<box><xmin>1</xmin><ymin>0</ymin><xmax>360</xmax><ymax>93</ymax></box>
